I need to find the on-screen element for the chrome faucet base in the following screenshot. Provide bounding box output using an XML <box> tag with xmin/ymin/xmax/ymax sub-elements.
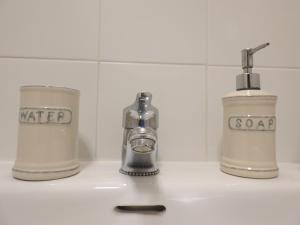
<box><xmin>119</xmin><ymin>168</ymin><xmax>159</xmax><ymax>176</ymax></box>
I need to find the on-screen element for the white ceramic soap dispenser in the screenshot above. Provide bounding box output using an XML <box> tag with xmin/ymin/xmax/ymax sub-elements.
<box><xmin>221</xmin><ymin>43</ymin><xmax>278</xmax><ymax>179</ymax></box>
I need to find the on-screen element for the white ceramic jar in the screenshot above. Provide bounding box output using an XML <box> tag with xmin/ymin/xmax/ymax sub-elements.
<box><xmin>220</xmin><ymin>43</ymin><xmax>279</xmax><ymax>179</ymax></box>
<box><xmin>221</xmin><ymin>90</ymin><xmax>278</xmax><ymax>178</ymax></box>
<box><xmin>13</xmin><ymin>86</ymin><xmax>80</xmax><ymax>181</ymax></box>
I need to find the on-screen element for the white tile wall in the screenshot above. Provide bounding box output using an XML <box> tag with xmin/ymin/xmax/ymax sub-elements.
<box><xmin>0</xmin><ymin>0</ymin><xmax>99</xmax><ymax>60</ymax></box>
<box><xmin>208</xmin><ymin>0</ymin><xmax>300</xmax><ymax>68</ymax></box>
<box><xmin>0</xmin><ymin>0</ymin><xmax>299</xmax><ymax>162</ymax></box>
<box><xmin>100</xmin><ymin>0</ymin><xmax>207</xmax><ymax>64</ymax></box>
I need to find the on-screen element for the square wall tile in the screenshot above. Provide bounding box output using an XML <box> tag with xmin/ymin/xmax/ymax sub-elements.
<box><xmin>0</xmin><ymin>59</ymin><xmax>98</xmax><ymax>161</ymax></box>
<box><xmin>0</xmin><ymin>0</ymin><xmax>99</xmax><ymax>59</ymax></box>
<box><xmin>100</xmin><ymin>0</ymin><xmax>207</xmax><ymax>64</ymax></box>
<box><xmin>208</xmin><ymin>0</ymin><xmax>300</xmax><ymax>68</ymax></box>
<box><xmin>98</xmin><ymin>62</ymin><xmax>206</xmax><ymax>161</ymax></box>
<box><xmin>207</xmin><ymin>66</ymin><xmax>300</xmax><ymax>162</ymax></box>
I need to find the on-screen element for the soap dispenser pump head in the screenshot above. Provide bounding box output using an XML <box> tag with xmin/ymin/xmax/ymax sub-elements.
<box><xmin>236</xmin><ymin>42</ymin><xmax>270</xmax><ymax>91</ymax></box>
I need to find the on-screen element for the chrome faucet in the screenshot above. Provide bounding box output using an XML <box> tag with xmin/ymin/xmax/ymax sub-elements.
<box><xmin>120</xmin><ymin>92</ymin><xmax>159</xmax><ymax>176</ymax></box>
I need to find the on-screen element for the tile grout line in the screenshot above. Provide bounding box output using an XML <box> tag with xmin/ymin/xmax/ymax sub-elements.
<box><xmin>0</xmin><ymin>56</ymin><xmax>300</xmax><ymax>70</ymax></box>
<box><xmin>0</xmin><ymin>56</ymin><xmax>97</xmax><ymax>63</ymax></box>
<box><xmin>100</xmin><ymin>60</ymin><xmax>206</xmax><ymax>66</ymax></box>
<box><xmin>94</xmin><ymin>63</ymin><xmax>100</xmax><ymax>160</ymax></box>
<box><xmin>0</xmin><ymin>56</ymin><xmax>206</xmax><ymax>66</ymax></box>
<box><xmin>204</xmin><ymin>0</ymin><xmax>209</xmax><ymax>161</ymax></box>
<box><xmin>97</xmin><ymin>0</ymin><xmax>102</xmax><ymax>62</ymax></box>
<box><xmin>207</xmin><ymin>64</ymin><xmax>300</xmax><ymax>70</ymax></box>
<box><xmin>94</xmin><ymin>0</ymin><xmax>102</xmax><ymax>160</ymax></box>
<box><xmin>204</xmin><ymin>65</ymin><xmax>208</xmax><ymax>161</ymax></box>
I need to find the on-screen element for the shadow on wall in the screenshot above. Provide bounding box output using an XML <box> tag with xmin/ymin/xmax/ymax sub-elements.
<box><xmin>78</xmin><ymin>134</ymin><xmax>93</xmax><ymax>166</ymax></box>
<box><xmin>218</xmin><ymin>137</ymin><xmax>222</xmax><ymax>161</ymax></box>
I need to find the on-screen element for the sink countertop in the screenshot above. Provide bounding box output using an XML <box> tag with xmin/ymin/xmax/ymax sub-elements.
<box><xmin>1</xmin><ymin>161</ymin><xmax>300</xmax><ymax>191</ymax></box>
<box><xmin>1</xmin><ymin>161</ymin><xmax>300</xmax><ymax>225</ymax></box>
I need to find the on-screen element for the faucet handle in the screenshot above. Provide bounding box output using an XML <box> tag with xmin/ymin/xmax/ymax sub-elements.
<box><xmin>136</xmin><ymin>92</ymin><xmax>152</xmax><ymax>112</ymax></box>
<box><xmin>123</xmin><ymin>92</ymin><xmax>159</xmax><ymax>129</ymax></box>
<box><xmin>136</xmin><ymin>92</ymin><xmax>152</xmax><ymax>103</ymax></box>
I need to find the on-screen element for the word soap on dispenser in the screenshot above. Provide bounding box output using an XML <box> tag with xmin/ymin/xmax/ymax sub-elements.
<box><xmin>221</xmin><ymin>43</ymin><xmax>278</xmax><ymax>179</ymax></box>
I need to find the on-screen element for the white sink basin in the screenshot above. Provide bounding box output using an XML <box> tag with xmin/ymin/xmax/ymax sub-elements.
<box><xmin>0</xmin><ymin>162</ymin><xmax>299</xmax><ymax>225</ymax></box>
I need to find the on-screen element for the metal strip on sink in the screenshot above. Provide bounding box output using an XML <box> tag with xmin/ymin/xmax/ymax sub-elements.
<box><xmin>115</xmin><ymin>205</ymin><xmax>166</xmax><ymax>214</ymax></box>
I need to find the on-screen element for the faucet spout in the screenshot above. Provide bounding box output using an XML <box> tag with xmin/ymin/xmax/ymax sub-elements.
<box><xmin>120</xmin><ymin>92</ymin><xmax>159</xmax><ymax>176</ymax></box>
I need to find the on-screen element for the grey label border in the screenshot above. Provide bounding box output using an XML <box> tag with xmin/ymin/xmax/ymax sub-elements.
<box><xmin>228</xmin><ymin>115</ymin><xmax>276</xmax><ymax>131</ymax></box>
<box><xmin>19</xmin><ymin>107</ymin><xmax>72</xmax><ymax>125</ymax></box>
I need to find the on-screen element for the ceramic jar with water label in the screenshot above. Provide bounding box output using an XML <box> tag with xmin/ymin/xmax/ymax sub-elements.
<box><xmin>13</xmin><ymin>86</ymin><xmax>80</xmax><ymax>181</ymax></box>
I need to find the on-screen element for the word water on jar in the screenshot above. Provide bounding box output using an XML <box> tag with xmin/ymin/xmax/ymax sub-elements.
<box><xmin>19</xmin><ymin>107</ymin><xmax>72</xmax><ymax>124</ymax></box>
